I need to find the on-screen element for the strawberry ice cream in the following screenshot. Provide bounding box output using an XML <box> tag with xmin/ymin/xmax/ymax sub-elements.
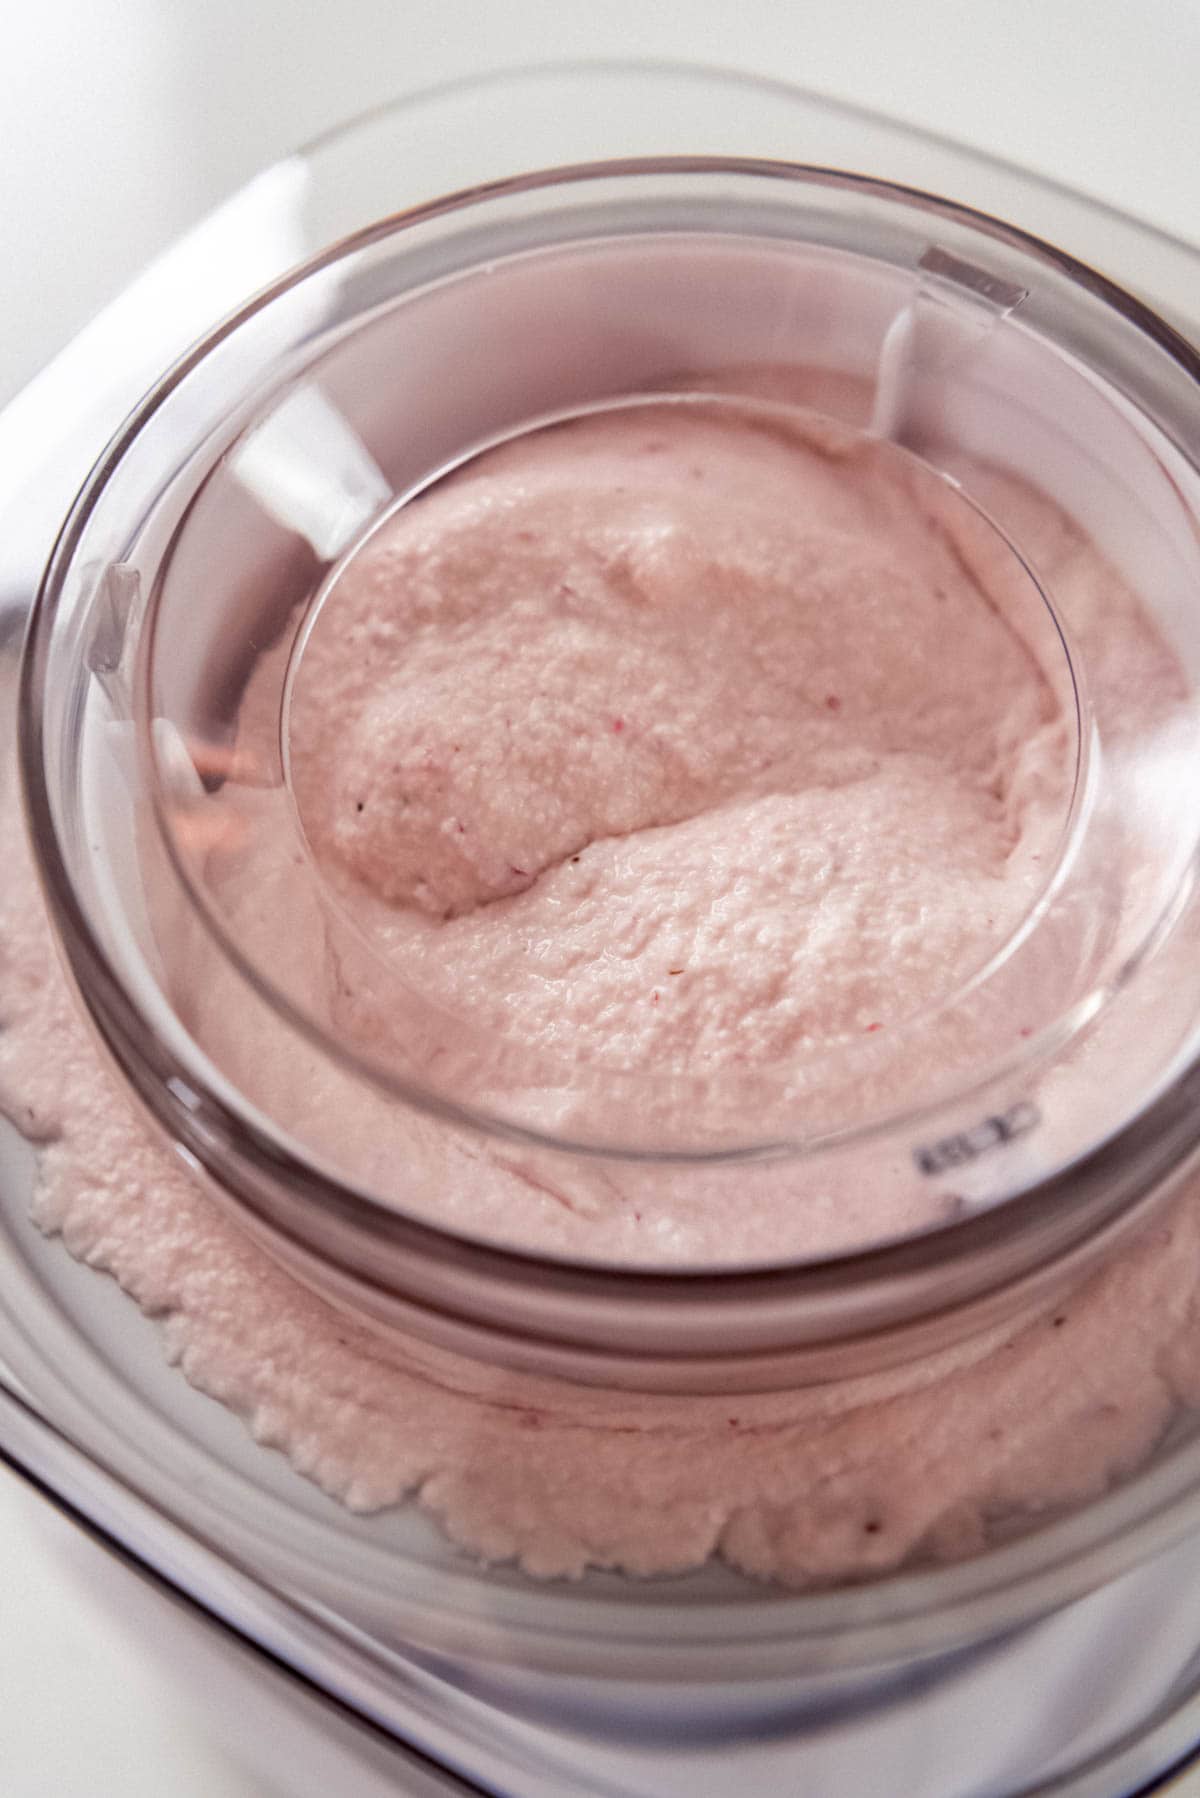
<box><xmin>2</xmin><ymin>383</ymin><xmax>1197</xmax><ymax>1584</ymax></box>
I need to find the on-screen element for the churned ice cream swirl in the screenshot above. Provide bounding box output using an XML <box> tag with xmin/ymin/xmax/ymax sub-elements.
<box><xmin>288</xmin><ymin>401</ymin><xmax>1068</xmax><ymax>1074</ymax></box>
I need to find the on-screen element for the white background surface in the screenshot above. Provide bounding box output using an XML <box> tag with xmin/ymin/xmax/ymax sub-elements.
<box><xmin>2</xmin><ymin>2</ymin><xmax>1200</xmax><ymax>1793</ymax></box>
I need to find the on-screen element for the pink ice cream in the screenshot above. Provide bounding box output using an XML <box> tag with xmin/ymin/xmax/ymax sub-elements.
<box><xmin>2</xmin><ymin>384</ymin><xmax>1197</xmax><ymax>1585</ymax></box>
<box><xmin>289</xmin><ymin>403</ymin><xmax>1065</xmax><ymax>1064</ymax></box>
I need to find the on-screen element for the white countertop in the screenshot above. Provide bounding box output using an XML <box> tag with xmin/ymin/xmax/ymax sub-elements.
<box><xmin>0</xmin><ymin>1469</ymin><xmax>270</xmax><ymax>1796</ymax></box>
<box><xmin>2</xmin><ymin>2</ymin><xmax>1200</xmax><ymax>1792</ymax></box>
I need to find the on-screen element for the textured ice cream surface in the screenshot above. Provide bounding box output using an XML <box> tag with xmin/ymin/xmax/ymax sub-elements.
<box><xmin>193</xmin><ymin>395</ymin><xmax>1080</xmax><ymax>1258</ymax></box>
<box><xmin>289</xmin><ymin>402</ymin><xmax>1066</xmax><ymax>1055</ymax></box>
<box><xmin>2</xmin><ymin>383</ymin><xmax>1198</xmax><ymax>1587</ymax></box>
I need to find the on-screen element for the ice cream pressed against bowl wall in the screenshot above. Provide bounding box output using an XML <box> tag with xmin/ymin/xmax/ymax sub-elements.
<box><xmin>187</xmin><ymin>390</ymin><xmax>1083</xmax><ymax>1261</ymax></box>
